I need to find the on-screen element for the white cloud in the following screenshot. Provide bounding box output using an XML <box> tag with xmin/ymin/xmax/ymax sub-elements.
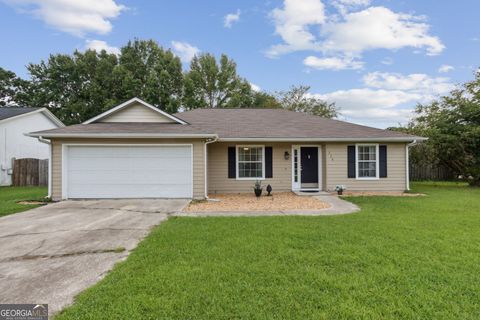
<box><xmin>320</xmin><ymin>7</ymin><xmax>444</xmax><ymax>56</ymax></box>
<box><xmin>224</xmin><ymin>9</ymin><xmax>241</xmax><ymax>28</ymax></box>
<box><xmin>4</xmin><ymin>0</ymin><xmax>125</xmax><ymax>37</ymax></box>
<box><xmin>250</xmin><ymin>83</ymin><xmax>261</xmax><ymax>92</ymax></box>
<box><xmin>85</xmin><ymin>39</ymin><xmax>119</xmax><ymax>55</ymax></box>
<box><xmin>381</xmin><ymin>57</ymin><xmax>394</xmax><ymax>65</ymax></box>
<box><xmin>303</xmin><ymin>55</ymin><xmax>363</xmax><ymax>70</ymax></box>
<box><xmin>267</xmin><ymin>0</ymin><xmax>325</xmax><ymax>57</ymax></box>
<box><xmin>438</xmin><ymin>64</ymin><xmax>454</xmax><ymax>73</ymax></box>
<box><xmin>362</xmin><ymin>72</ymin><xmax>453</xmax><ymax>95</ymax></box>
<box><xmin>312</xmin><ymin>71</ymin><xmax>454</xmax><ymax>127</ymax></box>
<box><xmin>267</xmin><ymin>1</ymin><xmax>444</xmax><ymax>67</ymax></box>
<box><xmin>171</xmin><ymin>41</ymin><xmax>200</xmax><ymax>63</ymax></box>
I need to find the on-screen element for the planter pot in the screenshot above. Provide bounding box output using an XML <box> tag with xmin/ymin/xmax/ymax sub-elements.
<box><xmin>254</xmin><ymin>188</ymin><xmax>263</xmax><ymax>197</ymax></box>
<box><xmin>337</xmin><ymin>190</ymin><xmax>343</xmax><ymax>195</ymax></box>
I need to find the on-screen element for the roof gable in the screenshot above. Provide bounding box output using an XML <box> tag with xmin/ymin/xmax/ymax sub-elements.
<box><xmin>0</xmin><ymin>107</ymin><xmax>64</xmax><ymax>127</ymax></box>
<box><xmin>83</xmin><ymin>98</ymin><xmax>187</xmax><ymax>124</ymax></box>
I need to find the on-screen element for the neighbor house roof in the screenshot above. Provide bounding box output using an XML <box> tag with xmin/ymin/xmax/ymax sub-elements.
<box><xmin>0</xmin><ymin>107</ymin><xmax>41</xmax><ymax>121</ymax></box>
<box><xmin>174</xmin><ymin>108</ymin><xmax>423</xmax><ymax>142</ymax></box>
<box><xmin>29</xmin><ymin>106</ymin><xmax>423</xmax><ymax>142</ymax></box>
<box><xmin>0</xmin><ymin>107</ymin><xmax>64</xmax><ymax>127</ymax></box>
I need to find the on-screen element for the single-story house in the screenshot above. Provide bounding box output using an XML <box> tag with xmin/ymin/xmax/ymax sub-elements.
<box><xmin>1</xmin><ymin>107</ymin><xmax>64</xmax><ymax>186</ymax></box>
<box><xmin>29</xmin><ymin>97</ymin><xmax>425</xmax><ymax>200</ymax></box>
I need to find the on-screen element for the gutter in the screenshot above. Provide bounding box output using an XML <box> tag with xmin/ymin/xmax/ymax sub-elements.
<box><xmin>26</xmin><ymin>133</ymin><xmax>218</xmax><ymax>139</ymax></box>
<box><xmin>405</xmin><ymin>139</ymin><xmax>419</xmax><ymax>191</ymax></box>
<box><xmin>34</xmin><ymin>135</ymin><xmax>52</xmax><ymax>198</ymax></box>
<box><xmin>219</xmin><ymin>137</ymin><xmax>428</xmax><ymax>143</ymax></box>
<box><xmin>204</xmin><ymin>136</ymin><xmax>219</xmax><ymax>199</ymax></box>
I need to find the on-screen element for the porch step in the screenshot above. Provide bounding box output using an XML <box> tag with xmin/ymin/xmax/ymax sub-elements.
<box><xmin>294</xmin><ymin>191</ymin><xmax>331</xmax><ymax>196</ymax></box>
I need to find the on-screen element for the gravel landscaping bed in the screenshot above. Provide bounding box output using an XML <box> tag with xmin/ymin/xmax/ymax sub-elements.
<box><xmin>184</xmin><ymin>192</ymin><xmax>330</xmax><ymax>212</ymax></box>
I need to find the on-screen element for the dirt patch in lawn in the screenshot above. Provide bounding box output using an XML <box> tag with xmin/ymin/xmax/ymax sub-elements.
<box><xmin>16</xmin><ymin>201</ymin><xmax>47</xmax><ymax>205</ymax></box>
<box><xmin>337</xmin><ymin>191</ymin><xmax>425</xmax><ymax>197</ymax></box>
<box><xmin>185</xmin><ymin>192</ymin><xmax>330</xmax><ymax>212</ymax></box>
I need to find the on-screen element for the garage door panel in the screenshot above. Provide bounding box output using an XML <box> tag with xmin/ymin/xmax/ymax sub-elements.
<box><xmin>68</xmin><ymin>170</ymin><xmax>192</xmax><ymax>185</ymax></box>
<box><xmin>68</xmin><ymin>157</ymin><xmax>191</xmax><ymax>171</ymax></box>
<box><xmin>68</xmin><ymin>184</ymin><xmax>190</xmax><ymax>198</ymax></box>
<box><xmin>66</xmin><ymin>145</ymin><xmax>193</xmax><ymax>198</ymax></box>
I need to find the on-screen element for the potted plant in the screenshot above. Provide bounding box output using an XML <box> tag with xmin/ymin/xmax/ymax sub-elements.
<box><xmin>335</xmin><ymin>185</ymin><xmax>346</xmax><ymax>195</ymax></box>
<box><xmin>253</xmin><ymin>180</ymin><xmax>263</xmax><ymax>197</ymax></box>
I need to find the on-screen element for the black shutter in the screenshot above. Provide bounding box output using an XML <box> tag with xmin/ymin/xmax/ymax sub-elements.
<box><xmin>379</xmin><ymin>145</ymin><xmax>387</xmax><ymax>178</ymax></box>
<box><xmin>347</xmin><ymin>145</ymin><xmax>356</xmax><ymax>178</ymax></box>
<box><xmin>228</xmin><ymin>147</ymin><xmax>236</xmax><ymax>178</ymax></box>
<box><xmin>265</xmin><ymin>147</ymin><xmax>273</xmax><ymax>178</ymax></box>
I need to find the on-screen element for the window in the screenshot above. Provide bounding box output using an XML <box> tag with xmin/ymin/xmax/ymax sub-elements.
<box><xmin>237</xmin><ymin>146</ymin><xmax>264</xmax><ymax>179</ymax></box>
<box><xmin>356</xmin><ymin>144</ymin><xmax>379</xmax><ymax>179</ymax></box>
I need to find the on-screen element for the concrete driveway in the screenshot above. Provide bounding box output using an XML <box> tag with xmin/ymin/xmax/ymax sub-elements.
<box><xmin>0</xmin><ymin>199</ymin><xmax>188</xmax><ymax>315</ymax></box>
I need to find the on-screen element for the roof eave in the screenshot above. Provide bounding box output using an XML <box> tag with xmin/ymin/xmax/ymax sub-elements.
<box><xmin>218</xmin><ymin>137</ymin><xmax>427</xmax><ymax>142</ymax></box>
<box><xmin>26</xmin><ymin>133</ymin><xmax>218</xmax><ymax>139</ymax></box>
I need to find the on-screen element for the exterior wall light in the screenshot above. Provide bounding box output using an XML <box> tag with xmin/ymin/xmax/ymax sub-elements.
<box><xmin>284</xmin><ymin>151</ymin><xmax>290</xmax><ymax>160</ymax></box>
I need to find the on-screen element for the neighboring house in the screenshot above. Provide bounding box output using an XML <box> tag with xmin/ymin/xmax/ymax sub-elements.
<box><xmin>29</xmin><ymin>98</ymin><xmax>425</xmax><ymax>200</ymax></box>
<box><xmin>0</xmin><ymin>107</ymin><xmax>64</xmax><ymax>186</ymax></box>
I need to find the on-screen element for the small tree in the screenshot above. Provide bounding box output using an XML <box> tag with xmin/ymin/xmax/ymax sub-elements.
<box><xmin>183</xmin><ymin>53</ymin><xmax>253</xmax><ymax>109</ymax></box>
<box><xmin>275</xmin><ymin>85</ymin><xmax>338</xmax><ymax>118</ymax></box>
<box><xmin>409</xmin><ymin>70</ymin><xmax>480</xmax><ymax>186</ymax></box>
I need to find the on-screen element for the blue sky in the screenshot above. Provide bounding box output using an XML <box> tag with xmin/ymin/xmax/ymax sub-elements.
<box><xmin>1</xmin><ymin>0</ymin><xmax>479</xmax><ymax>128</ymax></box>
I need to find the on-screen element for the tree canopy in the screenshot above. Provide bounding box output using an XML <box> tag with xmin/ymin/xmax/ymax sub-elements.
<box><xmin>0</xmin><ymin>39</ymin><xmax>338</xmax><ymax>124</ymax></box>
<box><xmin>399</xmin><ymin>70</ymin><xmax>480</xmax><ymax>186</ymax></box>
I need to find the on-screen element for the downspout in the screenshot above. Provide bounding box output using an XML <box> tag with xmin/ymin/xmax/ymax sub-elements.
<box><xmin>36</xmin><ymin>136</ymin><xmax>52</xmax><ymax>198</ymax></box>
<box><xmin>405</xmin><ymin>140</ymin><xmax>417</xmax><ymax>191</ymax></box>
<box><xmin>204</xmin><ymin>136</ymin><xmax>218</xmax><ymax>199</ymax></box>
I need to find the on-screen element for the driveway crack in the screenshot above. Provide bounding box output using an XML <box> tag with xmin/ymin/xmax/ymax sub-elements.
<box><xmin>1</xmin><ymin>247</ymin><xmax>126</xmax><ymax>263</ymax></box>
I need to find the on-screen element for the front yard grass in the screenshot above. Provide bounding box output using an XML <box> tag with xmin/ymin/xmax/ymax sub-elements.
<box><xmin>57</xmin><ymin>182</ymin><xmax>480</xmax><ymax>319</ymax></box>
<box><xmin>0</xmin><ymin>186</ymin><xmax>48</xmax><ymax>217</ymax></box>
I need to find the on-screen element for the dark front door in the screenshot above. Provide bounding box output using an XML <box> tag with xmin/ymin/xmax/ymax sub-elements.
<box><xmin>301</xmin><ymin>147</ymin><xmax>318</xmax><ymax>184</ymax></box>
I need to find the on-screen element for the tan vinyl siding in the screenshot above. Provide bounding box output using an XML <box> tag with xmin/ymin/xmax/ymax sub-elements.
<box><xmin>325</xmin><ymin>143</ymin><xmax>407</xmax><ymax>191</ymax></box>
<box><xmin>50</xmin><ymin>138</ymin><xmax>205</xmax><ymax>200</ymax></box>
<box><xmin>100</xmin><ymin>103</ymin><xmax>175</xmax><ymax>123</ymax></box>
<box><xmin>207</xmin><ymin>142</ymin><xmax>294</xmax><ymax>193</ymax></box>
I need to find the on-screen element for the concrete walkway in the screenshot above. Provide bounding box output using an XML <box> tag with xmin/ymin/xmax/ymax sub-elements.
<box><xmin>173</xmin><ymin>194</ymin><xmax>359</xmax><ymax>217</ymax></box>
<box><xmin>0</xmin><ymin>199</ymin><xmax>189</xmax><ymax>315</ymax></box>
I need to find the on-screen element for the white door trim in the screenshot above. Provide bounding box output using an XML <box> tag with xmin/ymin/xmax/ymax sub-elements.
<box><xmin>61</xmin><ymin>143</ymin><xmax>193</xmax><ymax>199</ymax></box>
<box><xmin>291</xmin><ymin>145</ymin><xmax>322</xmax><ymax>191</ymax></box>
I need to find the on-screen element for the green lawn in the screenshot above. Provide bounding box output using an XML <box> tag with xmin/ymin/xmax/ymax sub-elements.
<box><xmin>56</xmin><ymin>182</ymin><xmax>480</xmax><ymax>320</ymax></box>
<box><xmin>0</xmin><ymin>186</ymin><xmax>48</xmax><ymax>217</ymax></box>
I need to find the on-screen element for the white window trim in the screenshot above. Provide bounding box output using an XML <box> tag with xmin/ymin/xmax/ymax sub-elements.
<box><xmin>236</xmin><ymin>145</ymin><xmax>265</xmax><ymax>180</ymax></box>
<box><xmin>355</xmin><ymin>143</ymin><xmax>380</xmax><ymax>180</ymax></box>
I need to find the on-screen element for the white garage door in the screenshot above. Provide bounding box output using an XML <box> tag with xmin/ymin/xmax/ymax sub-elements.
<box><xmin>65</xmin><ymin>145</ymin><xmax>192</xmax><ymax>199</ymax></box>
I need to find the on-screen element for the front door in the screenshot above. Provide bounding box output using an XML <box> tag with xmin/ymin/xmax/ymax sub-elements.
<box><xmin>300</xmin><ymin>147</ymin><xmax>318</xmax><ymax>184</ymax></box>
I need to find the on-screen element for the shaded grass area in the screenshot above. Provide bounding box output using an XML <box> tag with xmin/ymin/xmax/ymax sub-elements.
<box><xmin>57</xmin><ymin>182</ymin><xmax>480</xmax><ymax>319</ymax></box>
<box><xmin>0</xmin><ymin>186</ymin><xmax>47</xmax><ymax>217</ymax></box>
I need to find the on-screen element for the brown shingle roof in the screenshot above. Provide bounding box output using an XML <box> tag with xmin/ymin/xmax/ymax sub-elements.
<box><xmin>30</xmin><ymin>123</ymin><xmax>215</xmax><ymax>137</ymax></box>
<box><xmin>174</xmin><ymin>108</ymin><xmax>420</xmax><ymax>140</ymax></box>
<box><xmin>30</xmin><ymin>108</ymin><xmax>422</xmax><ymax>141</ymax></box>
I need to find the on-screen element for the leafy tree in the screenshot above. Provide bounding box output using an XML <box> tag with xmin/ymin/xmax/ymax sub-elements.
<box><xmin>116</xmin><ymin>39</ymin><xmax>183</xmax><ymax>114</ymax></box>
<box><xmin>251</xmin><ymin>91</ymin><xmax>281</xmax><ymax>109</ymax></box>
<box><xmin>27</xmin><ymin>50</ymin><xmax>119</xmax><ymax>124</ymax></box>
<box><xmin>408</xmin><ymin>70</ymin><xmax>480</xmax><ymax>186</ymax></box>
<box><xmin>25</xmin><ymin>39</ymin><xmax>183</xmax><ymax>124</ymax></box>
<box><xmin>0</xmin><ymin>67</ymin><xmax>28</xmax><ymax>106</ymax></box>
<box><xmin>275</xmin><ymin>85</ymin><xmax>338</xmax><ymax>118</ymax></box>
<box><xmin>183</xmin><ymin>53</ymin><xmax>254</xmax><ymax>109</ymax></box>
